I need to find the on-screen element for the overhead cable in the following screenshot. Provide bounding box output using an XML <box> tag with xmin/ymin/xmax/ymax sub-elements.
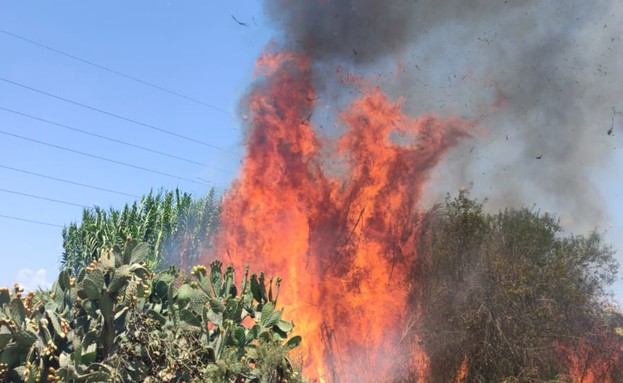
<box><xmin>0</xmin><ymin>29</ymin><xmax>230</xmax><ymax>113</ymax></box>
<box><xmin>0</xmin><ymin>105</ymin><xmax>210</xmax><ymax>167</ymax></box>
<box><xmin>0</xmin><ymin>76</ymin><xmax>238</xmax><ymax>155</ymax></box>
<box><xmin>0</xmin><ymin>129</ymin><xmax>210</xmax><ymax>186</ymax></box>
<box><xmin>0</xmin><ymin>187</ymin><xmax>90</xmax><ymax>208</ymax></box>
<box><xmin>0</xmin><ymin>164</ymin><xmax>139</xmax><ymax>198</ymax></box>
<box><xmin>0</xmin><ymin>213</ymin><xmax>63</xmax><ymax>228</ymax></box>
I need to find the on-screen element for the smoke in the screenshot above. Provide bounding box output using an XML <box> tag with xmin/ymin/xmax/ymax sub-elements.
<box><xmin>263</xmin><ymin>0</ymin><xmax>623</xmax><ymax>232</ymax></box>
<box><xmin>217</xmin><ymin>1</ymin><xmax>623</xmax><ymax>380</ymax></box>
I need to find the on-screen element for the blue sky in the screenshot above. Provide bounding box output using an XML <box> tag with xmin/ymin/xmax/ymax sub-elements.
<box><xmin>0</xmin><ymin>1</ymin><xmax>269</xmax><ymax>289</ymax></box>
<box><xmin>1</xmin><ymin>2</ymin><xmax>622</xmax><ymax>304</ymax></box>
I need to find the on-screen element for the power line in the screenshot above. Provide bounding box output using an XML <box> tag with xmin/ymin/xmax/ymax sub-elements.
<box><xmin>0</xmin><ymin>129</ymin><xmax>209</xmax><ymax>186</ymax></box>
<box><xmin>0</xmin><ymin>214</ymin><xmax>63</xmax><ymax>228</ymax></box>
<box><xmin>0</xmin><ymin>187</ymin><xmax>90</xmax><ymax>209</ymax></box>
<box><xmin>0</xmin><ymin>164</ymin><xmax>139</xmax><ymax>198</ymax></box>
<box><xmin>0</xmin><ymin>28</ymin><xmax>230</xmax><ymax>114</ymax></box>
<box><xmin>0</xmin><ymin>105</ymin><xmax>210</xmax><ymax>167</ymax></box>
<box><xmin>0</xmin><ymin>76</ymin><xmax>239</xmax><ymax>155</ymax></box>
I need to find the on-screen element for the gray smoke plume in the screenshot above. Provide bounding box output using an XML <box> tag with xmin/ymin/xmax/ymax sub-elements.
<box><xmin>263</xmin><ymin>0</ymin><xmax>623</xmax><ymax>234</ymax></box>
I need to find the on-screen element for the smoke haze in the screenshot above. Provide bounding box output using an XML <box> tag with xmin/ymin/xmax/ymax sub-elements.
<box><xmin>263</xmin><ymin>0</ymin><xmax>623</xmax><ymax>232</ymax></box>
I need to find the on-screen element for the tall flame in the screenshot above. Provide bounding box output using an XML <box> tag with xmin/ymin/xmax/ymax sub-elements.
<box><xmin>204</xmin><ymin>45</ymin><xmax>470</xmax><ymax>382</ymax></box>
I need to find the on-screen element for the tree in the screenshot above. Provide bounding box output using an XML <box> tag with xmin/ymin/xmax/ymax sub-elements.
<box><xmin>61</xmin><ymin>188</ymin><xmax>220</xmax><ymax>274</ymax></box>
<box><xmin>413</xmin><ymin>191</ymin><xmax>622</xmax><ymax>382</ymax></box>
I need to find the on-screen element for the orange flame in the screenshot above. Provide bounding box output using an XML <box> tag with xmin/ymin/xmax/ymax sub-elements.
<box><xmin>454</xmin><ymin>356</ymin><xmax>468</xmax><ymax>383</ymax></box>
<box><xmin>560</xmin><ymin>338</ymin><xmax>623</xmax><ymax>383</ymax></box>
<box><xmin>204</xmin><ymin>45</ymin><xmax>470</xmax><ymax>382</ymax></box>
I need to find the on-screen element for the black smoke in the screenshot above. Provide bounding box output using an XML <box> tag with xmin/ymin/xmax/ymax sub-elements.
<box><xmin>263</xmin><ymin>0</ymin><xmax>623</xmax><ymax>233</ymax></box>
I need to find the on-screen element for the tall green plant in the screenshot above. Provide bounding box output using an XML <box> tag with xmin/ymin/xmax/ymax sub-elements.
<box><xmin>61</xmin><ymin>188</ymin><xmax>220</xmax><ymax>274</ymax></box>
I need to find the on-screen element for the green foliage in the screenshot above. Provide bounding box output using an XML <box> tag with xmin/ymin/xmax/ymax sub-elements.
<box><xmin>415</xmin><ymin>190</ymin><xmax>622</xmax><ymax>383</ymax></box>
<box><xmin>61</xmin><ymin>188</ymin><xmax>220</xmax><ymax>274</ymax></box>
<box><xmin>1</xmin><ymin>241</ymin><xmax>305</xmax><ymax>382</ymax></box>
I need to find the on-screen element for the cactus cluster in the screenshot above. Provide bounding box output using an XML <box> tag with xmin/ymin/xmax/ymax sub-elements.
<box><xmin>0</xmin><ymin>240</ymin><xmax>305</xmax><ymax>382</ymax></box>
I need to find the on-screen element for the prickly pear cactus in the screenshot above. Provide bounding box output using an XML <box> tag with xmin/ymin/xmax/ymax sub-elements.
<box><xmin>0</xmin><ymin>240</ymin><xmax>305</xmax><ymax>383</ymax></box>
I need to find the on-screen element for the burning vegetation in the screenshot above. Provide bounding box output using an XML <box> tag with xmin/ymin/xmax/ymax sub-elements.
<box><xmin>2</xmin><ymin>1</ymin><xmax>622</xmax><ymax>382</ymax></box>
<box><xmin>213</xmin><ymin>45</ymin><xmax>468</xmax><ymax>381</ymax></box>
<box><xmin>201</xmin><ymin>0</ymin><xmax>623</xmax><ymax>382</ymax></box>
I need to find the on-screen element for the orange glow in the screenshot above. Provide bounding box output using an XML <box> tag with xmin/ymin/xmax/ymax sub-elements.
<box><xmin>203</xmin><ymin>44</ymin><xmax>470</xmax><ymax>382</ymax></box>
<box><xmin>560</xmin><ymin>339</ymin><xmax>623</xmax><ymax>383</ymax></box>
<box><xmin>454</xmin><ymin>356</ymin><xmax>468</xmax><ymax>383</ymax></box>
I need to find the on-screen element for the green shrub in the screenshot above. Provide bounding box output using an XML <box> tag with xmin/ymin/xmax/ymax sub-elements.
<box><xmin>0</xmin><ymin>240</ymin><xmax>304</xmax><ymax>383</ymax></box>
<box><xmin>415</xmin><ymin>191</ymin><xmax>622</xmax><ymax>382</ymax></box>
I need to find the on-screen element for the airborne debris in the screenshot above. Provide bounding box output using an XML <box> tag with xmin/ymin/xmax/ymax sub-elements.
<box><xmin>301</xmin><ymin>113</ymin><xmax>312</xmax><ymax>125</ymax></box>
<box><xmin>231</xmin><ymin>15</ymin><xmax>249</xmax><ymax>27</ymax></box>
<box><xmin>214</xmin><ymin>0</ymin><xmax>623</xmax><ymax>380</ymax></box>
<box><xmin>608</xmin><ymin>106</ymin><xmax>616</xmax><ymax>136</ymax></box>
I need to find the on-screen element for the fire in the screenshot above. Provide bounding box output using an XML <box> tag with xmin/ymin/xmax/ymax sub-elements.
<box><xmin>454</xmin><ymin>356</ymin><xmax>468</xmax><ymax>383</ymax></box>
<box><xmin>560</xmin><ymin>338</ymin><xmax>623</xmax><ymax>383</ymax></box>
<box><xmin>203</xmin><ymin>43</ymin><xmax>470</xmax><ymax>382</ymax></box>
